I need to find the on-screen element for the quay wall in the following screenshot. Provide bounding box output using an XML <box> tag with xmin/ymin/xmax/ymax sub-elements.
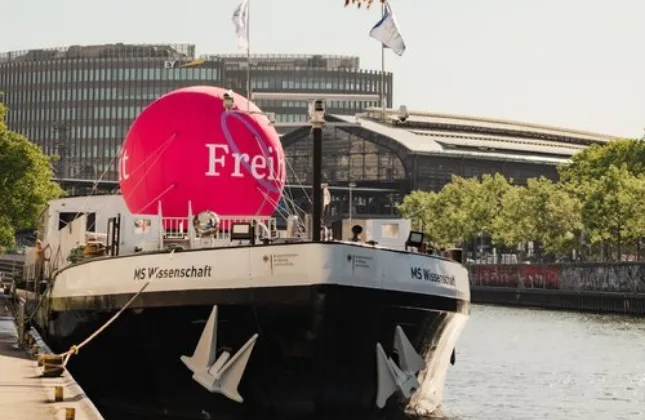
<box><xmin>468</xmin><ymin>263</ymin><xmax>645</xmax><ymax>315</ymax></box>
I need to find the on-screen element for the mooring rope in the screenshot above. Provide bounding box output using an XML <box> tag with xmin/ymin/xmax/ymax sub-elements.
<box><xmin>47</xmin><ymin>281</ymin><xmax>150</xmax><ymax>369</ymax></box>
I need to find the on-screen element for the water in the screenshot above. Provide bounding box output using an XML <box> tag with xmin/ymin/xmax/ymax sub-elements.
<box><xmin>442</xmin><ymin>305</ymin><xmax>645</xmax><ymax>420</ymax></box>
<box><xmin>98</xmin><ymin>304</ymin><xmax>645</xmax><ymax>420</ymax></box>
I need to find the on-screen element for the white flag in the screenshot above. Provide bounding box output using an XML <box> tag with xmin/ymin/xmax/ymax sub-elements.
<box><xmin>232</xmin><ymin>0</ymin><xmax>249</xmax><ymax>53</ymax></box>
<box><xmin>323</xmin><ymin>184</ymin><xmax>331</xmax><ymax>208</ymax></box>
<box><xmin>369</xmin><ymin>3</ymin><xmax>406</xmax><ymax>56</ymax></box>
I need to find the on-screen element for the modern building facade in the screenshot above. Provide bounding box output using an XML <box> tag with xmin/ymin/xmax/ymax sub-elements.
<box><xmin>0</xmin><ymin>43</ymin><xmax>620</xmax><ymax>227</ymax></box>
<box><xmin>0</xmin><ymin>43</ymin><xmax>391</xmax><ymax>181</ymax></box>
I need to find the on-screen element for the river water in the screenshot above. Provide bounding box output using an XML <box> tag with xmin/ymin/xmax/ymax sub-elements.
<box><xmin>441</xmin><ymin>304</ymin><xmax>645</xmax><ymax>420</ymax></box>
<box><xmin>97</xmin><ymin>303</ymin><xmax>645</xmax><ymax>420</ymax></box>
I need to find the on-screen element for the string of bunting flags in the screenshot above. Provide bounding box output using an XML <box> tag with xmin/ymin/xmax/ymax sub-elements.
<box><xmin>344</xmin><ymin>0</ymin><xmax>387</xmax><ymax>8</ymax></box>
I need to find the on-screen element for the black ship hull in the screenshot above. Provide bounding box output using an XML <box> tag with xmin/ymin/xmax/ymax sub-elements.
<box><xmin>30</xmin><ymin>284</ymin><xmax>469</xmax><ymax>419</ymax></box>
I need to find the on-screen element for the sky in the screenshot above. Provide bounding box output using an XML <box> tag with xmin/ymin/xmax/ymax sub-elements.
<box><xmin>2</xmin><ymin>0</ymin><xmax>644</xmax><ymax>138</ymax></box>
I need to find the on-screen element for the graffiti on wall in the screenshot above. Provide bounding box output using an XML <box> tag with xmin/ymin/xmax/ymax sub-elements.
<box><xmin>470</xmin><ymin>263</ymin><xmax>645</xmax><ymax>293</ymax></box>
<box><xmin>470</xmin><ymin>265</ymin><xmax>517</xmax><ymax>287</ymax></box>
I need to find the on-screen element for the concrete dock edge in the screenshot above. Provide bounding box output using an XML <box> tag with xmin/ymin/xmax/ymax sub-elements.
<box><xmin>28</xmin><ymin>326</ymin><xmax>106</xmax><ymax>420</ymax></box>
<box><xmin>1</xmin><ymin>294</ymin><xmax>105</xmax><ymax>420</ymax></box>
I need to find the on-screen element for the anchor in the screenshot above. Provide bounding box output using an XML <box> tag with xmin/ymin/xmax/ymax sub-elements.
<box><xmin>180</xmin><ymin>305</ymin><xmax>259</xmax><ymax>403</ymax></box>
<box><xmin>375</xmin><ymin>325</ymin><xmax>426</xmax><ymax>409</ymax></box>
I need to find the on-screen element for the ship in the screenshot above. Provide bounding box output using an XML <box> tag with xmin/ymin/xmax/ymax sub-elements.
<box><xmin>15</xmin><ymin>86</ymin><xmax>470</xmax><ymax>419</ymax></box>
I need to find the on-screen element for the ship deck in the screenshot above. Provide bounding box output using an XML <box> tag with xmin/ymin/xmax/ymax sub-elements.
<box><xmin>0</xmin><ymin>293</ymin><xmax>104</xmax><ymax>420</ymax></box>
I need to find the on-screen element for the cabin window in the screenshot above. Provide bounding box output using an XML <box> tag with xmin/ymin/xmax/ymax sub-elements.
<box><xmin>58</xmin><ymin>212</ymin><xmax>96</xmax><ymax>232</ymax></box>
<box><xmin>381</xmin><ymin>223</ymin><xmax>400</xmax><ymax>239</ymax></box>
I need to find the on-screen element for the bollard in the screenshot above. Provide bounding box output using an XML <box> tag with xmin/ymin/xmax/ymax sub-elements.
<box><xmin>41</xmin><ymin>354</ymin><xmax>66</xmax><ymax>378</ymax></box>
<box><xmin>54</xmin><ymin>385</ymin><xmax>64</xmax><ymax>402</ymax></box>
<box><xmin>65</xmin><ymin>407</ymin><xmax>75</xmax><ymax>420</ymax></box>
<box><xmin>17</xmin><ymin>301</ymin><xmax>25</xmax><ymax>345</ymax></box>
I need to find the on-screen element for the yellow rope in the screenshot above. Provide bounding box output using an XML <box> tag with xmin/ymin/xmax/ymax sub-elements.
<box><xmin>56</xmin><ymin>281</ymin><xmax>150</xmax><ymax>366</ymax></box>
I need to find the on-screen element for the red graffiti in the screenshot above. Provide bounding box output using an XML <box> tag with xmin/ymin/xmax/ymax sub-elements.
<box><xmin>471</xmin><ymin>265</ymin><xmax>518</xmax><ymax>287</ymax></box>
<box><xmin>519</xmin><ymin>265</ymin><xmax>561</xmax><ymax>289</ymax></box>
<box><xmin>470</xmin><ymin>265</ymin><xmax>562</xmax><ymax>289</ymax></box>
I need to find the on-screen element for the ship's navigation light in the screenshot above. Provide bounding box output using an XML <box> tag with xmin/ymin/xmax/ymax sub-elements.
<box><xmin>230</xmin><ymin>223</ymin><xmax>253</xmax><ymax>241</ymax></box>
<box><xmin>405</xmin><ymin>231</ymin><xmax>424</xmax><ymax>250</ymax></box>
<box><xmin>223</xmin><ymin>90</ymin><xmax>235</xmax><ymax>111</ymax></box>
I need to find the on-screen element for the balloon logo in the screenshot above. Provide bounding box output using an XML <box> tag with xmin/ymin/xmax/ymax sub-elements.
<box><xmin>118</xmin><ymin>86</ymin><xmax>286</xmax><ymax>218</ymax></box>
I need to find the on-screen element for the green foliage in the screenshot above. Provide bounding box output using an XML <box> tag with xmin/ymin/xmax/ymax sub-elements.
<box><xmin>397</xmin><ymin>189</ymin><xmax>433</xmax><ymax>231</ymax></box>
<box><xmin>398</xmin><ymin>137</ymin><xmax>645</xmax><ymax>261</ymax></box>
<box><xmin>494</xmin><ymin>177</ymin><xmax>582</xmax><ymax>255</ymax></box>
<box><xmin>581</xmin><ymin>165</ymin><xmax>645</xmax><ymax>259</ymax></box>
<box><xmin>398</xmin><ymin>174</ymin><xmax>511</xmax><ymax>248</ymax></box>
<box><xmin>0</xmin><ymin>102</ymin><xmax>63</xmax><ymax>247</ymax></box>
<box><xmin>559</xmin><ymin>139</ymin><xmax>645</xmax><ymax>185</ymax></box>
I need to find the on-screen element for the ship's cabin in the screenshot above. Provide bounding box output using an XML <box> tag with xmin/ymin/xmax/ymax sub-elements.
<box><xmin>23</xmin><ymin>194</ymin><xmax>420</xmax><ymax>285</ymax></box>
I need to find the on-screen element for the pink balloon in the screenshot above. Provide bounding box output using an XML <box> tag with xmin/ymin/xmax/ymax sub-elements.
<box><xmin>118</xmin><ymin>86</ymin><xmax>286</xmax><ymax>218</ymax></box>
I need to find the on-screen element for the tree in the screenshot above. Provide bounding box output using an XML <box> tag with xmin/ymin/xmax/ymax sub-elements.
<box><xmin>558</xmin><ymin>138</ymin><xmax>645</xmax><ymax>187</ymax></box>
<box><xmin>396</xmin><ymin>139</ymin><xmax>645</xmax><ymax>262</ymax></box>
<box><xmin>397</xmin><ymin>189</ymin><xmax>433</xmax><ymax>232</ymax></box>
<box><xmin>0</xmin><ymin>102</ymin><xmax>63</xmax><ymax>248</ymax></box>
<box><xmin>435</xmin><ymin>176</ymin><xmax>482</xmax><ymax>247</ymax></box>
<box><xmin>398</xmin><ymin>175</ymin><xmax>512</xmax><ymax>250</ymax></box>
<box><xmin>492</xmin><ymin>184</ymin><xmax>533</xmax><ymax>249</ymax></box>
<box><xmin>397</xmin><ymin>189</ymin><xmax>456</xmax><ymax>248</ymax></box>
<box><xmin>469</xmin><ymin>174</ymin><xmax>512</xmax><ymax>241</ymax></box>
<box><xmin>494</xmin><ymin>177</ymin><xmax>582</xmax><ymax>259</ymax></box>
<box><xmin>581</xmin><ymin>165</ymin><xmax>645</xmax><ymax>260</ymax></box>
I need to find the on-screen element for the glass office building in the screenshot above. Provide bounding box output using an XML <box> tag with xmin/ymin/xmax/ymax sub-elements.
<box><xmin>0</xmin><ymin>43</ymin><xmax>617</xmax><ymax>225</ymax></box>
<box><xmin>0</xmin><ymin>43</ymin><xmax>392</xmax><ymax>181</ymax></box>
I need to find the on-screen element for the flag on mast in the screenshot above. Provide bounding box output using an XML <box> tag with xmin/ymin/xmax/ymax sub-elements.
<box><xmin>323</xmin><ymin>184</ymin><xmax>331</xmax><ymax>209</ymax></box>
<box><xmin>369</xmin><ymin>2</ymin><xmax>406</xmax><ymax>56</ymax></box>
<box><xmin>232</xmin><ymin>0</ymin><xmax>250</xmax><ymax>52</ymax></box>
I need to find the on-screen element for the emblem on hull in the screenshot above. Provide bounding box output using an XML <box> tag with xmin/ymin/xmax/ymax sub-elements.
<box><xmin>180</xmin><ymin>305</ymin><xmax>259</xmax><ymax>403</ymax></box>
<box><xmin>375</xmin><ymin>325</ymin><xmax>426</xmax><ymax>408</ymax></box>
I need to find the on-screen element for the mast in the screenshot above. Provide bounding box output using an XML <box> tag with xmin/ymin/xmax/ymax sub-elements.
<box><xmin>310</xmin><ymin>100</ymin><xmax>326</xmax><ymax>243</ymax></box>
<box><xmin>311</xmin><ymin>123</ymin><xmax>323</xmax><ymax>242</ymax></box>
<box><xmin>380</xmin><ymin>1</ymin><xmax>386</xmax><ymax>121</ymax></box>
<box><xmin>246</xmin><ymin>0</ymin><xmax>251</xmax><ymax>112</ymax></box>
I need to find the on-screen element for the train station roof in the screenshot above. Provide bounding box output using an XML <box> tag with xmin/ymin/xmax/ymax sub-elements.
<box><xmin>321</xmin><ymin>108</ymin><xmax>620</xmax><ymax>165</ymax></box>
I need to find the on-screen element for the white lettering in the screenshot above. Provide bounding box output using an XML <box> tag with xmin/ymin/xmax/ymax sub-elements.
<box><xmin>164</xmin><ymin>60</ymin><xmax>176</xmax><ymax>69</ymax></box>
<box><xmin>204</xmin><ymin>143</ymin><xmax>285</xmax><ymax>182</ymax></box>
<box><xmin>231</xmin><ymin>153</ymin><xmax>249</xmax><ymax>178</ymax></box>
<box><xmin>266</xmin><ymin>146</ymin><xmax>276</xmax><ymax>181</ymax></box>
<box><xmin>205</xmin><ymin>144</ymin><xmax>229</xmax><ymax>176</ymax></box>
<box><xmin>250</xmin><ymin>155</ymin><xmax>267</xmax><ymax>179</ymax></box>
<box><xmin>120</xmin><ymin>151</ymin><xmax>130</xmax><ymax>181</ymax></box>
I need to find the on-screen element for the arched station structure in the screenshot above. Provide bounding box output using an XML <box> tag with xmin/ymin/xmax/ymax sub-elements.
<box><xmin>55</xmin><ymin>107</ymin><xmax>618</xmax><ymax>223</ymax></box>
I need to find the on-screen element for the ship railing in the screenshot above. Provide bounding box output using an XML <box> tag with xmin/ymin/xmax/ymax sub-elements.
<box><xmin>160</xmin><ymin>215</ymin><xmax>278</xmax><ymax>248</ymax></box>
<box><xmin>162</xmin><ymin>217</ymin><xmax>189</xmax><ymax>240</ymax></box>
<box><xmin>156</xmin><ymin>201</ymin><xmax>280</xmax><ymax>249</ymax></box>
